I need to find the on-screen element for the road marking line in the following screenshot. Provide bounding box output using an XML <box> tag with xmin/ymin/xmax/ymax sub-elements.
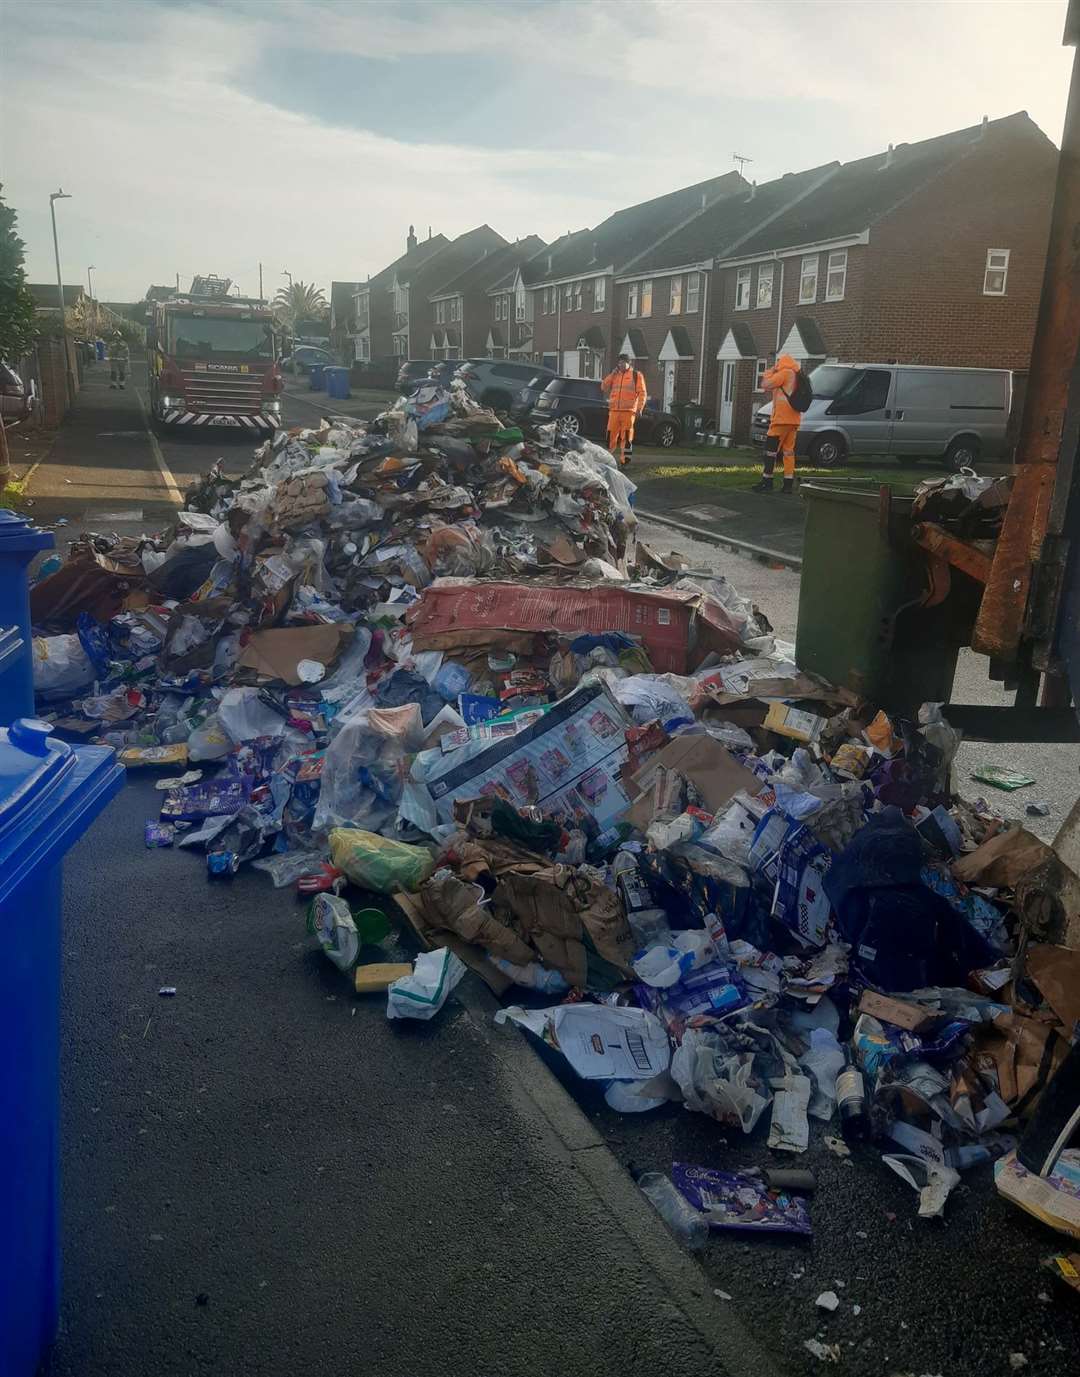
<box><xmin>134</xmin><ymin>388</ymin><xmax>183</xmax><ymax>505</ymax></box>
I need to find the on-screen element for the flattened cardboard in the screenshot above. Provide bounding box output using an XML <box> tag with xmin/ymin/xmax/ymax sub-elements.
<box><xmin>236</xmin><ymin>624</ymin><xmax>353</xmax><ymax>686</ymax></box>
<box><xmin>624</xmin><ymin>734</ymin><xmax>761</xmax><ymax>831</ymax></box>
<box><xmin>1025</xmin><ymin>944</ymin><xmax>1080</xmax><ymax>1036</ymax></box>
<box><xmin>858</xmin><ymin>990</ymin><xmax>941</xmax><ymax>1033</ymax></box>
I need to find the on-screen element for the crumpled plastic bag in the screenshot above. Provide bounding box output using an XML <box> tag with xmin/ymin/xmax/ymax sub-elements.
<box><xmin>670</xmin><ymin>1027</ymin><xmax>772</xmax><ymax>1133</ymax></box>
<box><xmin>32</xmin><ymin>633</ymin><xmax>95</xmax><ymax>700</ymax></box>
<box><xmin>187</xmin><ymin>713</ymin><xmax>233</xmax><ymax>762</ymax></box>
<box><xmin>218</xmin><ymin>687</ymin><xmax>287</xmax><ymax>743</ymax></box>
<box><xmin>386</xmin><ymin>947</ymin><xmax>466</xmax><ymax>1020</ymax></box>
<box><xmin>329</xmin><ymin>827</ymin><xmax>434</xmax><ymax>893</ymax></box>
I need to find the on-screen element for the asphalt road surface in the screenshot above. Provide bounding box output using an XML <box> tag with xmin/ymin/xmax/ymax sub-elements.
<box><xmin>21</xmin><ymin>361</ymin><xmax>1080</xmax><ymax>1377</ymax></box>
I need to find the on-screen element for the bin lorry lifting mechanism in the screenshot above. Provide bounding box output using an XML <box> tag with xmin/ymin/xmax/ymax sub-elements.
<box><xmin>147</xmin><ymin>279</ymin><xmax>283</xmax><ymax>433</ymax></box>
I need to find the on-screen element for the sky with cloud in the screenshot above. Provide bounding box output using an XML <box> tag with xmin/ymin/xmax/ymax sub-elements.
<box><xmin>2</xmin><ymin>0</ymin><xmax>1072</xmax><ymax>302</ymax></box>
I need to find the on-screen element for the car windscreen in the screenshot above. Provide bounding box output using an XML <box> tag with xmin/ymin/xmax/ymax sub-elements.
<box><xmin>807</xmin><ymin>365</ymin><xmax>860</xmax><ymax>399</ymax></box>
<box><xmin>542</xmin><ymin>379</ymin><xmax>601</xmax><ymax>399</ymax></box>
<box><xmin>167</xmin><ymin>315</ymin><xmax>274</xmax><ymax>359</ymax></box>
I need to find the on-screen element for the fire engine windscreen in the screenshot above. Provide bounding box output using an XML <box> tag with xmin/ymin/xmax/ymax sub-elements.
<box><xmin>167</xmin><ymin>316</ymin><xmax>275</xmax><ymax>359</ymax></box>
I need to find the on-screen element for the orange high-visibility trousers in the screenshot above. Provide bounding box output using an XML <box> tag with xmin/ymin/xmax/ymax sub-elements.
<box><xmin>765</xmin><ymin>422</ymin><xmax>799</xmax><ymax>479</ymax></box>
<box><xmin>607</xmin><ymin>409</ymin><xmax>637</xmax><ymax>450</ymax></box>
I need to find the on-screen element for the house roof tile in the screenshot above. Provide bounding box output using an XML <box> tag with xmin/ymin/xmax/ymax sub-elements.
<box><xmin>429</xmin><ymin>235</ymin><xmax>546</xmax><ymax>299</ymax></box>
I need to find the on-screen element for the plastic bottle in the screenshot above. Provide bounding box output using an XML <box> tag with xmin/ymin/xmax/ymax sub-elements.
<box><xmin>612</xmin><ymin>851</ymin><xmax>672</xmax><ymax>948</ymax></box>
<box><xmin>638</xmin><ymin>1172</ymin><xmax>708</xmax><ymax>1251</ymax></box>
<box><xmin>837</xmin><ymin>1049</ymin><xmax>869</xmax><ymax>1142</ymax></box>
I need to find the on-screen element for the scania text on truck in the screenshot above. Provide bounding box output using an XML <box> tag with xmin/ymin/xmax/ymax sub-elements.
<box><xmin>147</xmin><ymin>297</ymin><xmax>283</xmax><ymax>432</ymax></box>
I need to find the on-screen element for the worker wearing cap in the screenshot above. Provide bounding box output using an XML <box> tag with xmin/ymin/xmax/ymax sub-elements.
<box><xmin>601</xmin><ymin>353</ymin><xmax>647</xmax><ymax>466</ymax></box>
<box><xmin>108</xmin><ymin>331</ymin><xmax>130</xmax><ymax>390</ymax></box>
<box><xmin>752</xmin><ymin>352</ymin><xmax>801</xmax><ymax>493</ymax></box>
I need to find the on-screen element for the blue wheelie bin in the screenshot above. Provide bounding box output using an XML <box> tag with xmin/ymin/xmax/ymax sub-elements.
<box><xmin>308</xmin><ymin>363</ymin><xmax>326</xmax><ymax>392</ymax></box>
<box><xmin>324</xmin><ymin>366</ymin><xmax>350</xmax><ymax>401</ymax></box>
<box><xmin>0</xmin><ymin>511</ymin><xmax>54</xmax><ymax>725</ymax></box>
<box><xmin>0</xmin><ymin>720</ymin><xmax>124</xmax><ymax>1375</ymax></box>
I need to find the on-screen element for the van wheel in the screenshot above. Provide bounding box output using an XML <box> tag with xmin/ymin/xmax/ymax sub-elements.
<box><xmin>945</xmin><ymin>436</ymin><xmax>980</xmax><ymax>472</ymax></box>
<box><xmin>810</xmin><ymin>433</ymin><xmax>847</xmax><ymax>467</ymax></box>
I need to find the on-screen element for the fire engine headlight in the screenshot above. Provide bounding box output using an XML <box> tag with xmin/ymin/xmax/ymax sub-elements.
<box><xmin>261</xmin><ymin>398</ymin><xmax>282</xmax><ymax>415</ymax></box>
<box><xmin>160</xmin><ymin>394</ymin><xmax>184</xmax><ymax>409</ymax></box>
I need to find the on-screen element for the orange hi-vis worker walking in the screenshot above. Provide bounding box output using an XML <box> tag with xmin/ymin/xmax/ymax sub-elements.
<box><xmin>601</xmin><ymin>353</ymin><xmax>648</xmax><ymax>465</ymax></box>
<box><xmin>753</xmin><ymin>353</ymin><xmax>802</xmax><ymax>494</ymax></box>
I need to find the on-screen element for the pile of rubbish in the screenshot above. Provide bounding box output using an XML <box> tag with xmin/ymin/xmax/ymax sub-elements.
<box><xmin>28</xmin><ymin>386</ymin><xmax>1080</xmax><ymax>1248</ymax></box>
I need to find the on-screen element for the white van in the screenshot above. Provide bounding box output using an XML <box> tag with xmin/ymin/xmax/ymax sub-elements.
<box><xmin>751</xmin><ymin>363</ymin><xmax>1020</xmax><ymax>469</ymax></box>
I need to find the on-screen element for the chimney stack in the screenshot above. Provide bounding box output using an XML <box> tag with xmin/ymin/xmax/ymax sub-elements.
<box><xmin>882</xmin><ymin>142</ymin><xmax>895</xmax><ymax>169</ymax></box>
<box><xmin>407</xmin><ymin>224</ymin><xmax>417</xmax><ymax>253</ymax></box>
<box><xmin>748</xmin><ymin>180</ymin><xmax>757</xmax><ymax>200</ymax></box>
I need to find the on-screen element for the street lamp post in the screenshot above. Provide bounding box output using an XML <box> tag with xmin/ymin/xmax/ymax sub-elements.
<box><xmin>87</xmin><ymin>264</ymin><xmax>96</xmax><ymax>344</ymax></box>
<box><xmin>49</xmin><ymin>190</ymin><xmax>75</xmax><ymax>406</ymax></box>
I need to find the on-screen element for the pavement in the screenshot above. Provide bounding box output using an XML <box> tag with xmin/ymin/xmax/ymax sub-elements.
<box><xmin>17</xmin><ymin>372</ymin><xmax>1080</xmax><ymax>1377</ymax></box>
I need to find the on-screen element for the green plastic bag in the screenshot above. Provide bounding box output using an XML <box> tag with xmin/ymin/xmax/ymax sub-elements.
<box><xmin>971</xmin><ymin>765</ymin><xmax>1036</xmax><ymax>792</ymax></box>
<box><xmin>329</xmin><ymin>828</ymin><xmax>434</xmax><ymax>894</ymax></box>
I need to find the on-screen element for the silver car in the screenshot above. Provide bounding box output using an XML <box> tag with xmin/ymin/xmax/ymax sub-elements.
<box><xmin>752</xmin><ymin>363</ymin><xmax>1019</xmax><ymax>469</ymax></box>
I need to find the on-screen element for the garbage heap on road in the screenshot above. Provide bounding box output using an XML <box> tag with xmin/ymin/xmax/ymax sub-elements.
<box><xmin>27</xmin><ymin>380</ymin><xmax>1080</xmax><ymax>1244</ymax></box>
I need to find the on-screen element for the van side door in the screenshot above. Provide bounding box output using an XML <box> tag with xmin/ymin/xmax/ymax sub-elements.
<box><xmin>825</xmin><ymin>367</ymin><xmax>895</xmax><ymax>455</ymax></box>
<box><xmin>889</xmin><ymin>370</ymin><xmax>956</xmax><ymax>457</ymax></box>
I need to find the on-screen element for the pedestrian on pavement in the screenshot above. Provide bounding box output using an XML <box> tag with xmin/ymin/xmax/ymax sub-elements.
<box><xmin>601</xmin><ymin>353</ymin><xmax>647</xmax><ymax>466</ymax></box>
<box><xmin>752</xmin><ymin>352</ymin><xmax>803</xmax><ymax>493</ymax></box>
<box><xmin>108</xmin><ymin>331</ymin><xmax>130</xmax><ymax>390</ymax></box>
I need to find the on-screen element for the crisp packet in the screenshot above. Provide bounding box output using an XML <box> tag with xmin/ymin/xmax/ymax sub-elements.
<box><xmin>672</xmin><ymin>1163</ymin><xmax>812</xmax><ymax>1235</ymax></box>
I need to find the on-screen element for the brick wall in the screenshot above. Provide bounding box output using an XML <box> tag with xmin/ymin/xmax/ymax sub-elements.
<box><xmin>610</xmin><ymin>272</ymin><xmax>710</xmax><ymax>406</ymax></box>
<box><xmin>529</xmin><ymin>276</ymin><xmax>613</xmax><ymax>369</ymax></box>
<box><xmin>858</xmin><ymin>123</ymin><xmax>1056</xmax><ymax>369</ymax></box>
<box><xmin>37</xmin><ymin>337</ymin><xmax>79</xmax><ymax>427</ymax></box>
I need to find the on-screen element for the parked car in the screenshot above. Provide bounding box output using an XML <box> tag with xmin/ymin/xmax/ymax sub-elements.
<box><xmin>282</xmin><ymin>345</ymin><xmax>337</xmax><ymax>376</ymax></box>
<box><xmin>0</xmin><ymin>361</ymin><xmax>35</xmax><ymax>422</ymax></box>
<box><xmin>509</xmin><ymin>372</ymin><xmax>559</xmax><ymax>422</ymax></box>
<box><xmin>454</xmin><ymin>358</ymin><xmax>557</xmax><ymax>412</ymax></box>
<box><xmin>526</xmin><ymin>377</ymin><xmax>682</xmax><ymax>448</ymax></box>
<box><xmin>394</xmin><ymin>358</ymin><xmax>458</xmax><ymax>393</ymax></box>
<box><xmin>750</xmin><ymin>362</ymin><xmax>1019</xmax><ymax>469</ymax></box>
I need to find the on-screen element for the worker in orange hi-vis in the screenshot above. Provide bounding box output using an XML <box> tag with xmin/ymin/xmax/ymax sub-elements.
<box><xmin>752</xmin><ymin>352</ymin><xmax>803</xmax><ymax>494</ymax></box>
<box><xmin>601</xmin><ymin>353</ymin><xmax>648</xmax><ymax>466</ymax></box>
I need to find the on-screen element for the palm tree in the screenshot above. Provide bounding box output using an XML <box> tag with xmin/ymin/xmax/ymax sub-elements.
<box><xmin>273</xmin><ymin>280</ymin><xmax>328</xmax><ymax>333</ymax></box>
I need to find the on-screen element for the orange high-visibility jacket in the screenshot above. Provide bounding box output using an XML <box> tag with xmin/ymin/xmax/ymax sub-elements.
<box><xmin>601</xmin><ymin>366</ymin><xmax>647</xmax><ymax>414</ymax></box>
<box><xmin>761</xmin><ymin>354</ymin><xmax>802</xmax><ymax>427</ymax></box>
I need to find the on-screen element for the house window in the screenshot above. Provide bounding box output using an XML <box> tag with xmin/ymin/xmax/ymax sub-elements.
<box><xmin>563</xmin><ymin>282</ymin><xmax>574</xmax><ymax>312</ymax></box>
<box><xmin>449</xmin><ymin>298</ymin><xmax>459</xmax><ymax>323</ymax></box>
<box><xmin>393</xmin><ymin>335</ymin><xmax>408</xmax><ymax>357</ymax></box>
<box><xmin>640</xmin><ymin>279</ymin><xmax>653</xmax><ymax>317</ymax></box>
<box><xmin>685</xmin><ymin>271</ymin><xmax>701</xmax><ymax>313</ymax></box>
<box><xmin>799</xmin><ymin>255</ymin><xmax>819</xmax><ymax>304</ymax></box>
<box><xmin>825</xmin><ymin>249</ymin><xmax>847</xmax><ymax>301</ymax></box>
<box><xmin>669</xmin><ymin>277</ymin><xmax>683</xmax><ymax>315</ymax></box>
<box><xmin>754</xmin><ymin>357</ymin><xmax>768</xmax><ymax>391</ymax></box>
<box><xmin>572</xmin><ymin>280</ymin><xmax>583</xmax><ymax>312</ymax></box>
<box><xmin>435</xmin><ymin>300</ymin><xmax>446</xmax><ymax>325</ymax></box>
<box><xmin>735</xmin><ymin>267</ymin><xmax>751</xmax><ymax>310</ymax></box>
<box><xmin>756</xmin><ymin>263</ymin><xmax>774</xmax><ymax>309</ymax></box>
<box><xmin>984</xmin><ymin>248</ymin><xmax>1009</xmax><ymax>296</ymax></box>
<box><xmin>515</xmin><ymin>289</ymin><xmax>527</xmax><ymax>320</ymax></box>
<box><xmin>594</xmin><ymin>276</ymin><xmax>606</xmax><ymax>312</ymax></box>
<box><xmin>627</xmin><ymin>282</ymin><xmax>639</xmax><ymax>318</ymax></box>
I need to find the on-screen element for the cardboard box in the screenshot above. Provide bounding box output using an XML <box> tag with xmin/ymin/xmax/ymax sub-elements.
<box><xmin>407</xmin><ymin>582</ymin><xmax>700</xmax><ymax>673</ymax></box>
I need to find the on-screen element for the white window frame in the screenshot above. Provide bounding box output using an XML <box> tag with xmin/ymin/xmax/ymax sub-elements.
<box><xmin>825</xmin><ymin>249</ymin><xmax>847</xmax><ymax>302</ymax></box>
<box><xmin>627</xmin><ymin>282</ymin><xmax>639</xmax><ymax>318</ymax></box>
<box><xmin>685</xmin><ymin>271</ymin><xmax>701</xmax><ymax>314</ymax></box>
<box><xmin>563</xmin><ymin>282</ymin><xmax>574</xmax><ymax>312</ymax></box>
<box><xmin>754</xmin><ymin>357</ymin><xmax>768</xmax><ymax>391</ymax></box>
<box><xmin>434</xmin><ymin>300</ymin><xmax>446</xmax><ymax>325</ymax></box>
<box><xmin>449</xmin><ymin>298</ymin><xmax>460</xmax><ymax>323</ymax></box>
<box><xmin>734</xmin><ymin>266</ymin><xmax>751</xmax><ymax>311</ymax></box>
<box><xmin>799</xmin><ymin>255</ymin><xmax>819</xmax><ymax>305</ymax></box>
<box><xmin>572</xmin><ymin>280</ymin><xmax>583</xmax><ymax>312</ymax></box>
<box><xmin>669</xmin><ymin>276</ymin><xmax>683</xmax><ymax>315</ymax></box>
<box><xmin>593</xmin><ymin>276</ymin><xmax>606</xmax><ymax>312</ymax></box>
<box><xmin>640</xmin><ymin>279</ymin><xmax>653</xmax><ymax>318</ymax></box>
<box><xmin>515</xmin><ymin>288</ymin><xmax>527</xmax><ymax>320</ymax></box>
<box><xmin>756</xmin><ymin>262</ymin><xmax>774</xmax><ymax>310</ymax></box>
<box><xmin>984</xmin><ymin>248</ymin><xmax>1009</xmax><ymax>296</ymax></box>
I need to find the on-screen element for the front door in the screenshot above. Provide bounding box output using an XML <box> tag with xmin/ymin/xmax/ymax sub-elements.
<box><xmin>719</xmin><ymin>361</ymin><xmax>736</xmax><ymax>433</ymax></box>
<box><xmin>561</xmin><ymin>350</ymin><xmax>580</xmax><ymax>378</ymax></box>
<box><xmin>663</xmin><ymin>361</ymin><xmax>676</xmax><ymax>411</ymax></box>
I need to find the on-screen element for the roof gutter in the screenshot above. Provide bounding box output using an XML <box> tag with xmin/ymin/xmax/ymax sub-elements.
<box><xmin>715</xmin><ymin>229</ymin><xmax>869</xmax><ymax>271</ymax></box>
<box><xmin>615</xmin><ymin>259</ymin><xmax>713</xmax><ymax>284</ymax></box>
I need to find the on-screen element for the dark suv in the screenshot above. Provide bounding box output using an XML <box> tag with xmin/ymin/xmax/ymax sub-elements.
<box><xmin>454</xmin><ymin>358</ymin><xmax>557</xmax><ymax>412</ymax></box>
<box><xmin>526</xmin><ymin>378</ymin><xmax>681</xmax><ymax>447</ymax></box>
